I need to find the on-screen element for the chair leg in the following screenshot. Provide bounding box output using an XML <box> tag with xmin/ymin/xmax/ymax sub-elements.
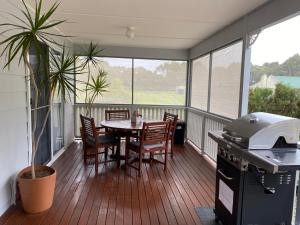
<box><xmin>125</xmin><ymin>145</ymin><xmax>129</xmax><ymax>172</ymax></box>
<box><xmin>104</xmin><ymin>147</ymin><xmax>108</xmax><ymax>161</ymax></box>
<box><xmin>84</xmin><ymin>148</ymin><xmax>87</xmax><ymax>164</ymax></box>
<box><xmin>112</xmin><ymin>146</ymin><xmax>115</xmax><ymax>155</ymax></box>
<box><xmin>95</xmin><ymin>148</ymin><xmax>99</xmax><ymax>174</ymax></box>
<box><xmin>164</xmin><ymin>147</ymin><xmax>168</xmax><ymax>171</ymax></box>
<box><xmin>171</xmin><ymin>138</ymin><xmax>174</xmax><ymax>158</ymax></box>
<box><xmin>117</xmin><ymin>143</ymin><xmax>121</xmax><ymax>168</ymax></box>
<box><xmin>150</xmin><ymin>152</ymin><xmax>154</xmax><ymax>165</ymax></box>
<box><xmin>138</xmin><ymin>151</ymin><xmax>142</xmax><ymax>177</ymax></box>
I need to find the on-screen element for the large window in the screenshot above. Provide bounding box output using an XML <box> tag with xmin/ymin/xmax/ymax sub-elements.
<box><xmin>210</xmin><ymin>41</ymin><xmax>243</xmax><ymax>118</ymax></box>
<box><xmin>191</xmin><ymin>54</ymin><xmax>210</xmax><ymax>110</ymax></box>
<box><xmin>133</xmin><ymin>59</ymin><xmax>187</xmax><ymax>105</ymax></box>
<box><xmin>76</xmin><ymin>57</ymin><xmax>132</xmax><ymax>104</ymax></box>
<box><xmin>249</xmin><ymin>15</ymin><xmax>300</xmax><ymax>119</ymax></box>
<box><xmin>76</xmin><ymin>57</ymin><xmax>187</xmax><ymax>106</ymax></box>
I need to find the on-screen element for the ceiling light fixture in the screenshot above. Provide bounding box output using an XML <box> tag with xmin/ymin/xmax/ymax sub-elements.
<box><xmin>126</xmin><ymin>26</ymin><xmax>135</xmax><ymax>39</ymax></box>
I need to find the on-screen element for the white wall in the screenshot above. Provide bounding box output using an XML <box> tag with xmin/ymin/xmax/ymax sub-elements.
<box><xmin>0</xmin><ymin>0</ymin><xmax>30</xmax><ymax>216</ymax></box>
<box><xmin>63</xmin><ymin>44</ymin><xmax>75</xmax><ymax>146</ymax></box>
<box><xmin>64</xmin><ymin>96</ymin><xmax>75</xmax><ymax>146</ymax></box>
<box><xmin>0</xmin><ymin>53</ymin><xmax>29</xmax><ymax>216</ymax></box>
<box><xmin>0</xmin><ymin>0</ymin><xmax>76</xmax><ymax>215</ymax></box>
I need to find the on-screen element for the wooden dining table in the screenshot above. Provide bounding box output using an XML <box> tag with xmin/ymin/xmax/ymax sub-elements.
<box><xmin>100</xmin><ymin>119</ymin><xmax>157</xmax><ymax>161</ymax></box>
<box><xmin>100</xmin><ymin>119</ymin><xmax>144</xmax><ymax>132</ymax></box>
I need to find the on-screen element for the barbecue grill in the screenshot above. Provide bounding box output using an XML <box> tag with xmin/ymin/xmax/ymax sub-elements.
<box><xmin>208</xmin><ymin>112</ymin><xmax>300</xmax><ymax>225</ymax></box>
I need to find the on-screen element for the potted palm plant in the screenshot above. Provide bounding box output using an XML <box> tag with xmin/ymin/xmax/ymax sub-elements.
<box><xmin>0</xmin><ymin>0</ymin><xmax>81</xmax><ymax>213</ymax></box>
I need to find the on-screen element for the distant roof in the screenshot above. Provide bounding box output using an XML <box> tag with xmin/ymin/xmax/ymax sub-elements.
<box><xmin>273</xmin><ymin>76</ymin><xmax>300</xmax><ymax>89</ymax></box>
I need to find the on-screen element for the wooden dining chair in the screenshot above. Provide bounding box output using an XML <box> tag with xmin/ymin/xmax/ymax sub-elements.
<box><xmin>125</xmin><ymin>121</ymin><xmax>170</xmax><ymax>176</ymax></box>
<box><xmin>80</xmin><ymin>115</ymin><xmax>120</xmax><ymax>173</ymax></box>
<box><xmin>105</xmin><ymin>109</ymin><xmax>137</xmax><ymax>139</ymax></box>
<box><xmin>163</xmin><ymin>112</ymin><xmax>178</xmax><ymax>157</ymax></box>
<box><xmin>105</xmin><ymin>109</ymin><xmax>130</xmax><ymax>121</ymax></box>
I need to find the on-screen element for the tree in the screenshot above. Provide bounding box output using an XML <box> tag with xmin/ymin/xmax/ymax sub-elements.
<box><xmin>248</xmin><ymin>87</ymin><xmax>272</xmax><ymax>113</ymax></box>
<box><xmin>268</xmin><ymin>83</ymin><xmax>300</xmax><ymax>117</ymax></box>
<box><xmin>250</xmin><ymin>54</ymin><xmax>300</xmax><ymax>84</ymax></box>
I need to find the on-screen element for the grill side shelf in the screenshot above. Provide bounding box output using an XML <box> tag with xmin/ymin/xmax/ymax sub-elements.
<box><xmin>249</xmin><ymin>149</ymin><xmax>300</xmax><ymax>172</ymax></box>
<box><xmin>243</xmin><ymin>151</ymin><xmax>278</xmax><ymax>174</ymax></box>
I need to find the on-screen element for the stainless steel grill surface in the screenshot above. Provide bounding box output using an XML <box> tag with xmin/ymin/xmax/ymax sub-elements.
<box><xmin>223</xmin><ymin>112</ymin><xmax>300</xmax><ymax>149</ymax></box>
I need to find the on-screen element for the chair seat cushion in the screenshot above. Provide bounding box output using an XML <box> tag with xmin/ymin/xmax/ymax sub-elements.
<box><xmin>99</xmin><ymin>135</ymin><xmax>119</xmax><ymax>144</ymax></box>
<box><xmin>129</xmin><ymin>141</ymin><xmax>164</xmax><ymax>151</ymax></box>
<box><xmin>87</xmin><ymin>135</ymin><xmax>118</xmax><ymax>146</ymax></box>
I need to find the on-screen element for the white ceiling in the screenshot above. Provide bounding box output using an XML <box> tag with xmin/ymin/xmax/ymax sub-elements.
<box><xmin>11</xmin><ymin>0</ymin><xmax>269</xmax><ymax>49</ymax></box>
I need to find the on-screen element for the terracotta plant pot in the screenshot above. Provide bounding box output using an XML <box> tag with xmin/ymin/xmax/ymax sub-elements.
<box><xmin>18</xmin><ymin>165</ymin><xmax>56</xmax><ymax>213</ymax></box>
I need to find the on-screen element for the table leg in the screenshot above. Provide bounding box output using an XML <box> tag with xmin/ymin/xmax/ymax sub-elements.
<box><xmin>110</xmin><ymin>136</ymin><xmax>129</xmax><ymax>161</ymax></box>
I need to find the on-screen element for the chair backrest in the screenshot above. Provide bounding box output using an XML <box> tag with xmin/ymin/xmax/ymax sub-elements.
<box><xmin>163</xmin><ymin>112</ymin><xmax>178</xmax><ymax>134</ymax></box>
<box><xmin>141</xmin><ymin>121</ymin><xmax>170</xmax><ymax>145</ymax></box>
<box><xmin>105</xmin><ymin>109</ymin><xmax>130</xmax><ymax>121</ymax></box>
<box><xmin>80</xmin><ymin>114</ymin><xmax>98</xmax><ymax>146</ymax></box>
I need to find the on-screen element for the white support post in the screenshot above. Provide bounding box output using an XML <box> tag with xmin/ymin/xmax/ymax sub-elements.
<box><xmin>238</xmin><ymin>35</ymin><xmax>252</xmax><ymax>117</ymax></box>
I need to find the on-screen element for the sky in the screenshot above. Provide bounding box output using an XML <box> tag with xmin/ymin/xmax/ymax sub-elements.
<box><xmin>251</xmin><ymin>14</ymin><xmax>300</xmax><ymax>66</ymax></box>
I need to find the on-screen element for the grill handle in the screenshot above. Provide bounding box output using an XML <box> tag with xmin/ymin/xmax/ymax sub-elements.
<box><xmin>218</xmin><ymin>169</ymin><xmax>234</xmax><ymax>181</ymax></box>
<box><xmin>222</xmin><ymin>133</ymin><xmax>242</xmax><ymax>143</ymax></box>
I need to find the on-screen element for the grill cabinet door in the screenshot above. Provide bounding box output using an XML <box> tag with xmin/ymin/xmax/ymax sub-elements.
<box><xmin>241</xmin><ymin>165</ymin><xmax>295</xmax><ymax>225</ymax></box>
<box><xmin>215</xmin><ymin>155</ymin><xmax>243</xmax><ymax>225</ymax></box>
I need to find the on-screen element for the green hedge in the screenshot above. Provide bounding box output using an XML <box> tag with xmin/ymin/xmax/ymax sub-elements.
<box><xmin>248</xmin><ymin>83</ymin><xmax>300</xmax><ymax>118</ymax></box>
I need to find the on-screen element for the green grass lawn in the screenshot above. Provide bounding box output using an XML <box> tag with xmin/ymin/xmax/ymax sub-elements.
<box><xmin>76</xmin><ymin>89</ymin><xmax>185</xmax><ymax>105</ymax></box>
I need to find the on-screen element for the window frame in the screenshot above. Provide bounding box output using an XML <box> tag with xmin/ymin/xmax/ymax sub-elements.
<box><xmin>188</xmin><ymin>39</ymin><xmax>244</xmax><ymax>120</ymax></box>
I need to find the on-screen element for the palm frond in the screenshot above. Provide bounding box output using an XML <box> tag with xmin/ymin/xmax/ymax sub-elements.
<box><xmin>49</xmin><ymin>47</ymin><xmax>84</xmax><ymax>101</ymax></box>
<box><xmin>80</xmin><ymin>42</ymin><xmax>103</xmax><ymax>69</ymax></box>
<box><xmin>0</xmin><ymin>0</ymin><xmax>68</xmax><ymax>69</ymax></box>
<box><xmin>86</xmin><ymin>69</ymin><xmax>110</xmax><ymax>103</ymax></box>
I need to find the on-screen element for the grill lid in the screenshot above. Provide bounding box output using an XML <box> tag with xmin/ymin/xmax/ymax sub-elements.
<box><xmin>223</xmin><ymin>112</ymin><xmax>300</xmax><ymax>149</ymax></box>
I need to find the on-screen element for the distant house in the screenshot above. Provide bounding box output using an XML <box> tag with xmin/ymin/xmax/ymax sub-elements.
<box><xmin>251</xmin><ymin>75</ymin><xmax>300</xmax><ymax>89</ymax></box>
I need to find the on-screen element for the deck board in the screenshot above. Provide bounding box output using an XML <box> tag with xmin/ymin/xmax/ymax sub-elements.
<box><xmin>0</xmin><ymin>142</ymin><xmax>216</xmax><ymax>225</ymax></box>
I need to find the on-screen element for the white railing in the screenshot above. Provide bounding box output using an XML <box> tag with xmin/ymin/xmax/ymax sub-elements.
<box><xmin>74</xmin><ymin>104</ymin><xmax>185</xmax><ymax>137</ymax></box>
<box><xmin>74</xmin><ymin>103</ymin><xmax>232</xmax><ymax>162</ymax></box>
<box><xmin>187</xmin><ymin>108</ymin><xmax>232</xmax><ymax>161</ymax></box>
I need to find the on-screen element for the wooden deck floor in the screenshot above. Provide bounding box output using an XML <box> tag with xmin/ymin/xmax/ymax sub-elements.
<box><xmin>0</xmin><ymin>142</ymin><xmax>216</xmax><ymax>225</ymax></box>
